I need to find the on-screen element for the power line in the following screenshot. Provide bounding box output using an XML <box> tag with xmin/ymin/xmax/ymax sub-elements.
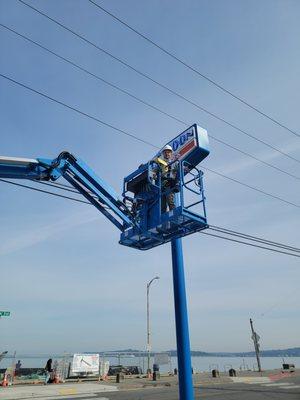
<box><xmin>200</xmin><ymin>231</ymin><xmax>300</xmax><ymax>258</ymax></box>
<box><xmin>258</xmin><ymin>287</ymin><xmax>299</xmax><ymax>318</ymax></box>
<box><xmin>209</xmin><ymin>225</ymin><xmax>300</xmax><ymax>253</ymax></box>
<box><xmin>1</xmin><ymin>178</ymin><xmax>299</xmax><ymax>258</ymax></box>
<box><xmin>36</xmin><ymin>180</ymin><xmax>108</xmax><ymax>203</ymax></box>
<box><xmin>6</xmin><ymin>178</ymin><xmax>300</xmax><ymax>254</ymax></box>
<box><xmin>14</xmin><ymin>175</ymin><xmax>300</xmax><ymax>253</ymax></box>
<box><xmin>41</xmin><ymin>180</ymin><xmax>85</xmax><ymax>191</ymax></box>
<box><xmin>36</xmin><ymin>180</ymin><xmax>84</xmax><ymax>195</ymax></box>
<box><xmin>1</xmin><ymin>179</ymin><xmax>111</xmax><ymax>210</ymax></box>
<box><xmin>16</xmin><ymin>0</ymin><xmax>300</xmax><ymax>164</ymax></box>
<box><xmin>1</xmin><ymin>23</ymin><xmax>299</xmax><ymax>182</ymax></box>
<box><xmin>0</xmin><ymin>5</ymin><xmax>299</xmax><ymax>312</ymax></box>
<box><xmin>202</xmin><ymin>137</ymin><xmax>299</xmax><ymax>181</ymax></box>
<box><xmin>41</xmin><ymin>182</ymin><xmax>300</xmax><ymax>253</ymax></box>
<box><xmin>1</xmin><ymin>71</ymin><xmax>299</xmax><ymax>210</ymax></box>
<box><xmin>40</xmin><ymin>185</ymin><xmax>300</xmax><ymax>253</ymax></box>
<box><xmin>202</xmin><ymin>166</ymin><xmax>300</xmax><ymax>209</ymax></box>
<box><xmin>0</xmin><ymin>72</ymin><xmax>156</xmax><ymax>149</ymax></box>
<box><xmin>89</xmin><ymin>0</ymin><xmax>300</xmax><ymax>140</ymax></box>
<box><xmin>0</xmin><ymin>178</ymin><xmax>91</xmax><ymax>204</ymax></box>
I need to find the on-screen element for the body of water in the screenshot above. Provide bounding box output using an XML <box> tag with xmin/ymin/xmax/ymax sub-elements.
<box><xmin>1</xmin><ymin>355</ymin><xmax>298</xmax><ymax>373</ymax></box>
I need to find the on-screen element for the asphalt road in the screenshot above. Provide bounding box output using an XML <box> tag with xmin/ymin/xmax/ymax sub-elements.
<box><xmin>91</xmin><ymin>387</ymin><xmax>300</xmax><ymax>400</ymax></box>
<box><xmin>66</xmin><ymin>374</ymin><xmax>300</xmax><ymax>400</ymax></box>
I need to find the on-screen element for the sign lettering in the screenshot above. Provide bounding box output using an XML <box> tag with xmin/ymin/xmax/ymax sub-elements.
<box><xmin>0</xmin><ymin>311</ymin><xmax>10</xmax><ymax>317</ymax></box>
<box><xmin>171</xmin><ymin>130</ymin><xmax>194</xmax><ymax>153</ymax></box>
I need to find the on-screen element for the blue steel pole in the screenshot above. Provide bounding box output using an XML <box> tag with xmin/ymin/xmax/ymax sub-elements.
<box><xmin>171</xmin><ymin>237</ymin><xmax>194</xmax><ymax>400</ymax></box>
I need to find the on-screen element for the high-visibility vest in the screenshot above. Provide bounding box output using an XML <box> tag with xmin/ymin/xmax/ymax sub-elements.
<box><xmin>153</xmin><ymin>157</ymin><xmax>169</xmax><ymax>175</ymax></box>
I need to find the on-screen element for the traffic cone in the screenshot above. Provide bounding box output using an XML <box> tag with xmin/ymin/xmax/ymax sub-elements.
<box><xmin>54</xmin><ymin>373</ymin><xmax>60</xmax><ymax>384</ymax></box>
<box><xmin>1</xmin><ymin>373</ymin><xmax>8</xmax><ymax>387</ymax></box>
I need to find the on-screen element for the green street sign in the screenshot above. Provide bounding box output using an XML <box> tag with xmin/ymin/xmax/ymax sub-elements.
<box><xmin>0</xmin><ymin>311</ymin><xmax>10</xmax><ymax>317</ymax></box>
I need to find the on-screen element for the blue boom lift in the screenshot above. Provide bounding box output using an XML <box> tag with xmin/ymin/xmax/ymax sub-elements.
<box><xmin>0</xmin><ymin>123</ymin><xmax>209</xmax><ymax>399</ymax></box>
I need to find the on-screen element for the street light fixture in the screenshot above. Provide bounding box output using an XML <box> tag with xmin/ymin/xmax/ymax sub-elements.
<box><xmin>146</xmin><ymin>276</ymin><xmax>160</xmax><ymax>374</ymax></box>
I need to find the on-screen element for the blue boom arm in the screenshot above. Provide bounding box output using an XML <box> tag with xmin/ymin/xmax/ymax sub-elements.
<box><xmin>0</xmin><ymin>152</ymin><xmax>133</xmax><ymax>231</ymax></box>
<box><xmin>0</xmin><ymin>125</ymin><xmax>209</xmax><ymax>250</ymax></box>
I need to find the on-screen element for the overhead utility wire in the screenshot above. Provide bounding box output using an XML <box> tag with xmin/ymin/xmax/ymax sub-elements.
<box><xmin>201</xmin><ymin>166</ymin><xmax>300</xmax><ymax>209</ymax></box>
<box><xmin>258</xmin><ymin>286</ymin><xmax>299</xmax><ymax>318</ymax></box>
<box><xmin>0</xmin><ymin>178</ymin><xmax>91</xmax><ymax>205</ymax></box>
<box><xmin>49</xmin><ymin>181</ymin><xmax>300</xmax><ymax>253</ymax></box>
<box><xmin>37</xmin><ymin>185</ymin><xmax>300</xmax><ymax>253</ymax></box>
<box><xmin>1</xmin><ymin>24</ymin><xmax>298</xmax><ymax>182</ymax></box>
<box><xmin>37</xmin><ymin>180</ymin><xmax>84</xmax><ymax>195</ymax></box>
<box><xmin>27</xmin><ymin>185</ymin><xmax>300</xmax><ymax>253</ymax></box>
<box><xmin>1</xmin><ymin>179</ymin><xmax>299</xmax><ymax>258</ymax></box>
<box><xmin>0</xmin><ymin>73</ymin><xmax>156</xmax><ymax>149</ymax></box>
<box><xmin>37</xmin><ymin>180</ymin><xmax>107</xmax><ymax>202</ymax></box>
<box><xmin>209</xmin><ymin>225</ymin><xmax>300</xmax><ymax>253</ymax></box>
<box><xmin>1</xmin><ymin>11</ymin><xmax>298</xmax><ymax>257</ymax></box>
<box><xmin>16</xmin><ymin>0</ymin><xmax>300</xmax><ymax>164</ymax></box>
<box><xmin>200</xmin><ymin>231</ymin><xmax>300</xmax><ymax>258</ymax></box>
<box><xmin>36</xmin><ymin>179</ymin><xmax>94</xmax><ymax>193</ymax></box>
<box><xmin>89</xmin><ymin>0</ymin><xmax>300</xmax><ymax>140</ymax></box>
<box><xmin>14</xmin><ymin>177</ymin><xmax>300</xmax><ymax>254</ymax></box>
<box><xmin>1</xmin><ymin>72</ymin><xmax>299</xmax><ymax>210</ymax></box>
<box><xmin>1</xmin><ymin>178</ymin><xmax>111</xmax><ymax>207</ymax></box>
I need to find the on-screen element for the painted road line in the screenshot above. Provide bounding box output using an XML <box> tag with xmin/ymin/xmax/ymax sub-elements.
<box><xmin>0</xmin><ymin>394</ymin><xmax>100</xmax><ymax>400</ymax></box>
<box><xmin>281</xmin><ymin>385</ymin><xmax>300</xmax><ymax>389</ymax></box>
<box><xmin>231</xmin><ymin>377</ymin><xmax>271</xmax><ymax>384</ymax></box>
<box><xmin>57</xmin><ymin>387</ymin><xmax>114</xmax><ymax>395</ymax></box>
<box><xmin>58</xmin><ymin>387</ymin><xmax>77</xmax><ymax>395</ymax></box>
<box><xmin>263</xmin><ymin>383</ymin><xmax>294</xmax><ymax>387</ymax></box>
<box><xmin>31</xmin><ymin>395</ymin><xmax>99</xmax><ymax>400</ymax></box>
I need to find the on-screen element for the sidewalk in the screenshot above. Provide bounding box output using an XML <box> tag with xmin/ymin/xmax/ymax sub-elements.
<box><xmin>0</xmin><ymin>382</ymin><xmax>118</xmax><ymax>399</ymax></box>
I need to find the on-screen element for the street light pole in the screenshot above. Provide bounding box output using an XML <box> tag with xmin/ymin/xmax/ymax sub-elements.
<box><xmin>146</xmin><ymin>276</ymin><xmax>160</xmax><ymax>374</ymax></box>
<box><xmin>171</xmin><ymin>238</ymin><xmax>194</xmax><ymax>400</ymax></box>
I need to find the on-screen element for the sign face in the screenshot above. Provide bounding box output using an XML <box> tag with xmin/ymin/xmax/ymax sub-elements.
<box><xmin>0</xmin><ymin>311</ymin><xmax>10</xmax><ymax>317</ymax></box>
<box><xmin>157</xmin><ymin>124</ymin><xmax>209</xmax><ymax>168</ymax></box>
<box><xmin>160</xmin><ymin>125</ymin><xmax>198</xmax><ymax>162</ymax></box>
<box><xmin>169</xmin><ymin>126</ymin><xmax>197</xmax><ymax>160</ymax></box>
<box><xmin>154</xmin><ymin>353</ymin><xmax>169</xmax><ymax>365</ymax></box>
<box><xmin>71</xmin><ymin>354</ymin><xmax>99</xmax><ymax>374</ymax></box>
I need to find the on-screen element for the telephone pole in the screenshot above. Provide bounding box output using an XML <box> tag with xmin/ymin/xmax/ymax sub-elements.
<box><xmin>250</xmin><ymin>318</ymin><xmax>262</xmax><ymax>372</ymax></box>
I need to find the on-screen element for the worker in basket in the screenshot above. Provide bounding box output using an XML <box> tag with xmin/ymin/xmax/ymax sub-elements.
<box><xmin>153</xmin><ymin>144</ymin><xmax>179</xmax><ymax>213</ymax></box>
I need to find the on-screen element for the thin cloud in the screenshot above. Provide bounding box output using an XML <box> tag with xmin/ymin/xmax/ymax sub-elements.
<box><xmin>0</xmin><ymin>210</ymin><xmax>101</xmax><ymax>256</ymax></box>
<box><xmin>206</xmin><ymin>139</ymin><xmax>300</xmax><ymax>179</ymax></box>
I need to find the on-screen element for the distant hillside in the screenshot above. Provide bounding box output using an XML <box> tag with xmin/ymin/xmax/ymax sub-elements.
<box><xmin>97</xmin><ymin>347</ymin><xmax>300</xmax><ymax>358</ymax></box>
<box><xmin>167</xmin><ymin>347</ymin><xmax>300</xmax><ymax>357</ymax></box>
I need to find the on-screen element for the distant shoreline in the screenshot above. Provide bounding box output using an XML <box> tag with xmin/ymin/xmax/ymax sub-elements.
<box><xmin>3</xmin><ymin>352</ymin><xmax>300</xmax><ymax>359</ymax></box>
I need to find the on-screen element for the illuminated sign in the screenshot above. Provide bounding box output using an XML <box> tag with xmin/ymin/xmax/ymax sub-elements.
<box><xmin>158</xmin><ymin>124</ymin><xmax>209</xmax><ymax>167</ymax></box>
<box><xmin>0</xmin><ymin>311</ymin><xmax>10</xmax><ymax>317</ymax></box>
<box><xmin>167</xmin><ymin>126</ymin><xmax>196</xmax><ymax>161</ymax></box>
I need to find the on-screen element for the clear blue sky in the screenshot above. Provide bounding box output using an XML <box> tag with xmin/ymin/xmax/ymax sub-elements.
<box><xmin>0</xmin><ymin>0</ymin><xmax>299</xmax><ymax>354</ymax></box>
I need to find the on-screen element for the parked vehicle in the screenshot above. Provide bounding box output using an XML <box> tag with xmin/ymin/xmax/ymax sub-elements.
<box><xmin>282</xmin><ymin>363</ymin><xmax>295</xmax><ymax>372</ymax></box>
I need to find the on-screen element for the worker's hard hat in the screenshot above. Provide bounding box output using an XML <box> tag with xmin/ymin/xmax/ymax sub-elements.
<box><xmin>162</xmin><ymin>145</ymin><xmax>173</xmax><ymax>152</ymax></box>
